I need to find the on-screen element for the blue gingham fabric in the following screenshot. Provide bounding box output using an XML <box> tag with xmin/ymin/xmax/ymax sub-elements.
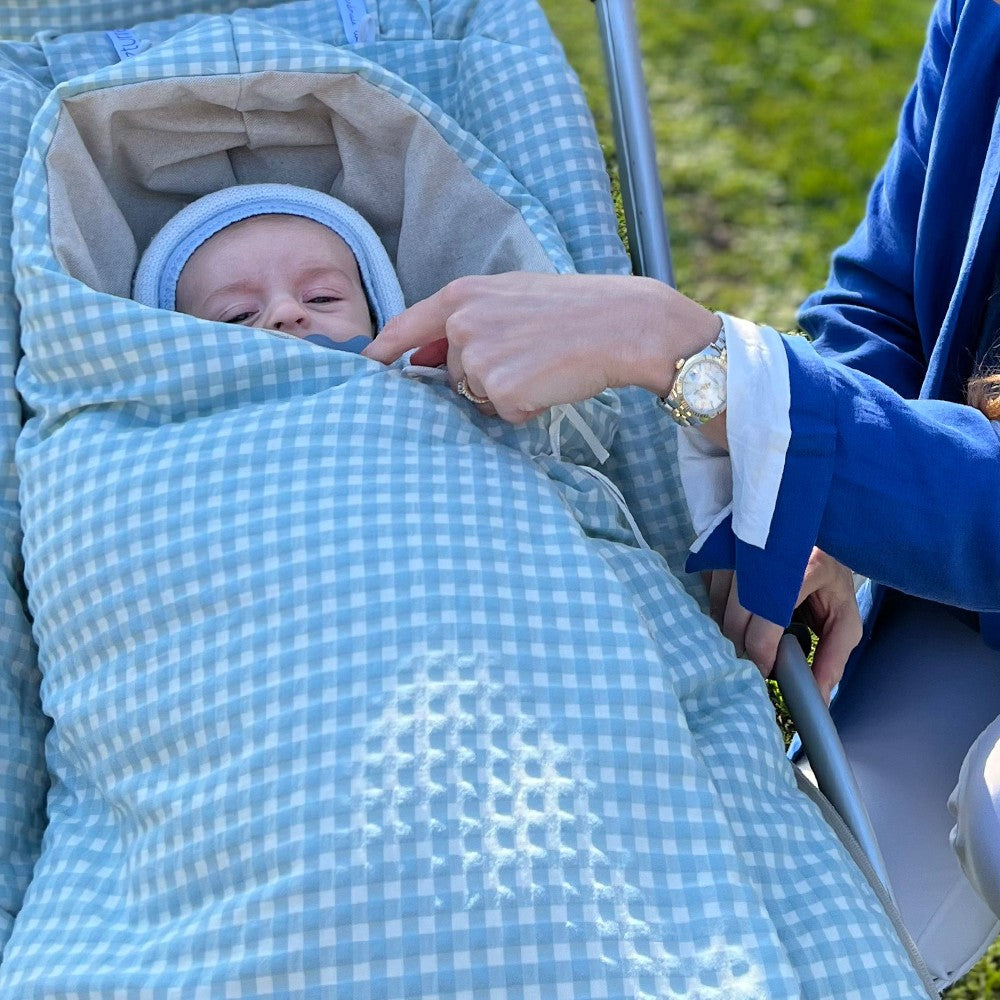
<box><xmin>0</xmin><ymin>0</ymin><xmax>280</xmax><ymax>42</ymax></box>
<box><xmin>0</xmin><ymin>1</ymin><xmax>932</xmax><ymax>997</ymax></box>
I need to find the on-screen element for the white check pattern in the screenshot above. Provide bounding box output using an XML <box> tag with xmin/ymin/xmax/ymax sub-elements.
<box><xmin>0</xmin><ymin>1</ymin><xmax>929</xmax><ymax>997</ymax></box>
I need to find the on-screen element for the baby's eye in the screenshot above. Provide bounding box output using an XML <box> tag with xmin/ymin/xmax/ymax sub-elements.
<box><xmin>308</xmin><ymin>295</ymin><xmax>340</xmax><ymax>305</ymax></box>
<box><xmin>223</xmin><ymin>311</ymin><xmax>255</xmax><ymax>325</ymax></box>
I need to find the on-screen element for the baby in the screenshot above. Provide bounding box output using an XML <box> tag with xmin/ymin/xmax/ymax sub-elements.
<box><xmin>133</xmin><ymin>183</ymin><xmax>405</xmax><ymax>353</ymax></box>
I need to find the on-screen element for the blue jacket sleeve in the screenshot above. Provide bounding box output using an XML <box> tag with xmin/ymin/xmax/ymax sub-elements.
<box><xmin>802</xmin><ymin>349</ymin><xmax>1000</xmax><ymax>612</ymax></box>
<box><xmin>689</xmin><ymin>334</ymin><xmax>1000</xmax><ymax>624</ymax></box>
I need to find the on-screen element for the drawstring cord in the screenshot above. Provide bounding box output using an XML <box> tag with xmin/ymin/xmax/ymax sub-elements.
<box><xmin>549</xmin><ymin>403</ymin><xmax>651</xmax><ymax>552</ymax></box>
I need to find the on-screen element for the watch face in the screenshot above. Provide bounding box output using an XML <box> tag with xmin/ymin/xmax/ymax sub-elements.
<box><xmin>681</xmin><ymin>357</ymin><xmax>726</xmax><ymax>415</ymax></box>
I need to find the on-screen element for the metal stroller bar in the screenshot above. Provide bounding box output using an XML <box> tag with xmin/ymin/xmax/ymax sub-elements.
<box><xmin>772</xmin><ymin>627</ymin><xmax>894</xmax><ymax>900</ymax></box>
<box><xmin>591</xmin><ymin>0</ymin><xmax>894</xmax><ymax>903</ymax></box>
<box><xmin>593</xmin><ymin>0</ymin><xmax>674</xmax><ymax>286</ymax></box>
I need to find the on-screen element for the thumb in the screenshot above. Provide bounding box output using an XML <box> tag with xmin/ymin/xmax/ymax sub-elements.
<box><xmin>809</xmin><ymin>612</ymin><xmax>861</xmax><ymax>703</ymax></box>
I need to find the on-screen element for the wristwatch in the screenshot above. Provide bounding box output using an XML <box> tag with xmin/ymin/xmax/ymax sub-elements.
<box><xmin>657</xmin><ymin>321</ymin><xmax>727</xmax><ymax>426</ymax></box>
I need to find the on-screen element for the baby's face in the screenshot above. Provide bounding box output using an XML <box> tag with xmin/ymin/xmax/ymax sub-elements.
<box><xmin>175</xmin><ymin>214</ymin><xmax>373</xmax><ymax>343</ymax></box>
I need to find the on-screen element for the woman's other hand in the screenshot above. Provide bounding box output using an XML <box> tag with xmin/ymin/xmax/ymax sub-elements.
<box><xmin>706</xmin><ymin>547</ymin><xmax>862</xmax><ymax>702</ymax></box>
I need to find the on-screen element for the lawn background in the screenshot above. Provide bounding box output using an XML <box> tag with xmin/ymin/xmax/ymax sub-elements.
<box><xmin>536</xmin><ymin>0</ymin><xmax>1000</xmax><ymax>994</ymax></box>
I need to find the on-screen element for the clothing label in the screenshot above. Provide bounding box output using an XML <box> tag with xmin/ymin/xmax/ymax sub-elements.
<box><xmin>105</xmin><ymin>29</ymin><xmax>150</xmax><ymax>61</ymax></box>
<box><xmin>337</xmin><ymin>0</ymin><xmax>377</xmax><ymax>43</ymax></box>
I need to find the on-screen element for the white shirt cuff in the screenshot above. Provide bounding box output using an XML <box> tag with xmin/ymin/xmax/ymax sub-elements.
<box><xmin>676</xmin><ymin>313</ymin><xmax>792</xmax><ymax>552</ymax></box>
<box><xmin>677</xmin><ymin>425</ymin><xmax>732</xmax><ymax>552</ymax></box>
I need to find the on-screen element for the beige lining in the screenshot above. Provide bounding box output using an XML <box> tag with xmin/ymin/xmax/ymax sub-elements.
<box><xmin>44</xmin><ymin>71</ymin><xmax>556</xmax><ymax>302</ymax></box>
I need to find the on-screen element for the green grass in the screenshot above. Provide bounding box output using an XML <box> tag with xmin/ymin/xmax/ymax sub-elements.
<box><xmin>536</xmin><ymin>0</ymin><xmax>1000</xmax><ymax>995</ymax></box>
<box><xmin>539</xmin><ymin>0</ymin><xmax>927</xmax><ymax>329</ymax></box>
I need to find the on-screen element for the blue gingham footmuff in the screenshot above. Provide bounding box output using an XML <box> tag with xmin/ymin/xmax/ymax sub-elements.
<box><xmin>0</xmin><ymin>1</ymin><xmax>932</xmax><ymax>996</ymax></box>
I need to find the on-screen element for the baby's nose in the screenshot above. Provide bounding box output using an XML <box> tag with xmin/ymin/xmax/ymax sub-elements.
<box><xmin>263</xmin><ymin>296</ymin><xmax>310</xmax><ymax>334</ymax></box>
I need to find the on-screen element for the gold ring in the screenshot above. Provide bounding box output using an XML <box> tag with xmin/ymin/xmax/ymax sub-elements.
<box><xmin>456</xmin><ymin>378</ymin><xmax>490</xmax><ymax>406</ymax></box>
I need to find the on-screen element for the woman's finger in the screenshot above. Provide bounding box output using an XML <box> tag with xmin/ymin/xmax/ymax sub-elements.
<box><xmin>802</xmin><ymin>598</ymin><xmax>862</xmax><ymax>703</ymax></box>
<box><xmin>794</xmin><ymin>547</ymin><xmax>862</xmax><ymax>701</ymax></box>
<box><xmin>363</xmin><ymin>285</ymin><xmax>457</xmax><ymax>363</ymax></box>
<box><xmin>707</xmin><ymin>570</ymin><xmax>733</xmax><ymax>626</ymax></box>
<box><xmin>444</xmin><ymin>339</ymin><xmax>496</xmax><ymax>415</ymax></box>
<box><xmin>742</xmin><ymin>614</ymin><xmax>783</xmax><ymax>679</ymax></box>
<box><xmin>714</xmin><ymin>572</ymin><xmax>782</xmax><ymax>677</ymax></box>
<box><xmin>722</xmin><ymin>581</ymin><xmax>753</xmax><ymax>659</ymax></box>
<box><xmin>454</xmin><ymin>374</ymin><xmax>494</xmax><ymax>411</ymax></box>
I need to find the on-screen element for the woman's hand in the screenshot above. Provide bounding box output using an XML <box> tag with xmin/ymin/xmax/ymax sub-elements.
<box><xmin>363</xmin><ymin>272</ymin><xmax>722</xmax><ymax>422</ymax></box>
<box><xmin>706</xmin><ymin>547</ymin><xmax>862</xmax><ymax>702</ymax></box>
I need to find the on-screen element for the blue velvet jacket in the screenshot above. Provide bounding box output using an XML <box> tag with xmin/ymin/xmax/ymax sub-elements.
<box><xmin>690</xmin><ymin>0</ymin><xmax>1000</xmax><ymax>648</ymax></box>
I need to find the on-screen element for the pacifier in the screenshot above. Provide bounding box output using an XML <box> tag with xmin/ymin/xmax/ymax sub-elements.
<box><xmin>304</xmin><ymin>333</ymin><xmax>373</xmax><ymax>354</ymax></box>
